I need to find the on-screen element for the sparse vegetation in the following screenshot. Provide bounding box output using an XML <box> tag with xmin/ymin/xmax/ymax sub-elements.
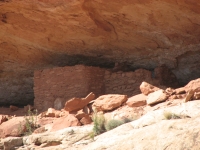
<box><xmin>18</xmin><ymin>108</ymin><xmax>39</xmax><ymax>136</ymax></box>
<box><xmin>163</xmin><ymin>112</ymin><xmax>181</xmax><ymax>120</ymax></box>
<box><xmin>105</xmin><ymin>119</ymin><xmax>124</xmax><ymax>131</ymax></box>
<box><xmin>91</xmin><ymin>111</ymin><xmax>133</xmax><ymax>139</ymax></box>
<box><xmin>92</xmin><ymin>112</ymin><xmax>106</xmax><ymax>136</ymax></box>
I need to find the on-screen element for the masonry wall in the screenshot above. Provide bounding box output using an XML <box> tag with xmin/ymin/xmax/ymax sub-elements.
<box><xmin>104</xmin><ymin>69</ymin><xmax>154</xmax><ymax>96</ymax></box>
<box><xmin>34</xmin><ymin>65</ymin><xmax>105</xmax><ymax>111</ymax></box>
<box><xmin>34</xmin><ymin>65</ymin><xmax>162</xmax><ymax>111</ymax></box>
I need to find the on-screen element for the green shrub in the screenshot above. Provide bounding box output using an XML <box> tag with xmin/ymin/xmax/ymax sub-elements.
<box><xmin>90</xmin><ymin>112</ymin><xmax>134</xmax><ymax>139</ymax></box>
<box><xmin>105</xmin><ymin>119</ymin><xmax>124</xmax><ymax>131</ymax></box>
<box><xmin>92</xmin><ymin>112</ymin><xmax>106</xmax><ymax>136</ymax></box>
<box><xmin>18</xmin><ymin>108</ymin><xmax>39</xmax><ymax>136</ymax></box>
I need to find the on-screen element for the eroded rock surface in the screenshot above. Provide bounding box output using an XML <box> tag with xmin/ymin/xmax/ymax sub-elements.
<box><xmin>0</xmin><ymin>0</ymin><xmax>200</xmax><ymax>105</ymax></box>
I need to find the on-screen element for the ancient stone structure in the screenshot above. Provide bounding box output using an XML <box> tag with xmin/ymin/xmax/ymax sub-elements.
<box><xmin>34</xmin><ymin>65</ymin><xmax>178</xmax><ymax>111</ymax></box>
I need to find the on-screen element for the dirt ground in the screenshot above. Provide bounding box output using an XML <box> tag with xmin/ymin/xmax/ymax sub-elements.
<box><xmin>0</xmin><ymin>107</ymin><xmax>25</xmax><ymax>116</ymax></box>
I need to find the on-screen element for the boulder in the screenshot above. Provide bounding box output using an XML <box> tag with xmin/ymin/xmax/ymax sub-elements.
<box><xmin>126</xmin><ymin>94</ymin><xmax>147</xmax><ymax>107</ymax></box>
<box><xmin>75</xmin><ymin>109</ymin><xmax>89</xmax><ymax>120</ymax></box>
<box><xmin>92</xmin><ymin>94</ymin><xmax>127</xmax><ymax>111</ymax></box>
<box><xmin>0</xmin><ymin>117</ymin><xmax>26</xmax><ymax>138</ymax></box>
<box><xmin>64</xmin><ymin>92</ymin><xmax>95</xmax><ymax>112</ymax></box>
<box><xmin>140</xmin><ymin>82</ymin><xmax>160</xmax><ymax>95</ymax></box>
<box><xmin>1</xmin><ymin>137</ymin><xmax>23</xmax><ymax>150</ymax></box>
<box><xmin>75</xmin><ymin>109</ymin><xmax>92</xmax><ymax>125</ymax></box>
<box><xmin>50</xmin><ymin>114</ymin><xmax>81</xmax><ymax>132</ymax></box>
<box><xmin>185</xmin><ymin>78</ymin><xmax>200</xmax><ymax>92</ymax></box>
<box><xmin>146</xmin><ymin>90</ymin><xmax>168</xmax><ymax>105</ymax></box>
<box><xmin>80</xmin><ymin>115</ymin><xmax>92</xmax><ymax>125</ymax></box>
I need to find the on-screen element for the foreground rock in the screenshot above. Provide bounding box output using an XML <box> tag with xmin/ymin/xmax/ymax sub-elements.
<box><xmin>0</xmin><ymin>137</ymin><xmax>23</xmax><ymax>150</ymax></box>
<box><xmin>92</xmin><ymin>94</ymin><xmax>128</xmax><ymax>111</ymax></box>
<box><xmin>1</xmin><ymin>100</ymin><xmax>199</xmax><ymax>150</ymax></box>
<box><xmin>50</xmin><ymin>114</ymin><xmax>81</xmax><ymax>132</ymax></box>
<box><xmin>0</xmin><ymin>117</ymin><xmax>26</xmax><ymax>138</ymax></box>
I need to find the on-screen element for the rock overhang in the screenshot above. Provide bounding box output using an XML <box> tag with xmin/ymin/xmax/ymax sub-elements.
<box><xmin>0</xmin><ymin>0</ymin><xmax>200</xmax><ymax>105</ymax></box>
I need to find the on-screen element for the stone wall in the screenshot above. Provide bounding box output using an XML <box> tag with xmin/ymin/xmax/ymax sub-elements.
<box><xmin>104</xmin><ymin>69</ymin><xmax>155</xmax><ymax>96</ymax></box>
<box><xmin>34</xmin><ymin>65</ymin><xmax>178</xmax><ymax>111</ymax></box>
<box><xmin>34</xmin><ymin>65</ymin><xmax>105</xmax><ymax>111</ymax></box>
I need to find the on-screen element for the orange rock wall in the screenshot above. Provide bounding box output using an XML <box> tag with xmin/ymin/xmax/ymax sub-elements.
<box><xmin>1</xmin><ymin>0</ymin><xmax>200</xmax><ymax>105</ymax></box>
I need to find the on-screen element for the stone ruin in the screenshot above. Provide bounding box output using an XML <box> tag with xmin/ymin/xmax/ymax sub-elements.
<box><xmin>34</xmin><ymin>65</ymin><xmax>179</xmax><ymax>111</ymax></box>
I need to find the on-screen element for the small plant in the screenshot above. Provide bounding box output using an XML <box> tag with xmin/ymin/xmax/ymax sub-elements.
<box><xmin>18</xmin><ymin>108</ymin><xmax>39</xmax><ymax>136</ymax></box>
<box><xmin>163</xmin><ymin>112</ymin><xmax>181</xmax><ymax>120</ymax></box>
<box><xmin>105</xmin><ymin>119</ymin><xmax>124</xmax><ymax>131</ymax></box>
<box><xmin>90</xmin><ymin>111</ymin><xmax>134</xmax><ymax>140</ymax></box>
<box><xmin>92</xmin><ymin>112</ymin><xmax>106</xmax><ymax>136</ymax></box>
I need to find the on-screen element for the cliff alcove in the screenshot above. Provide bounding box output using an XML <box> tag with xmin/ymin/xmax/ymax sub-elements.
<box><xmin>0</xmin><ymin>0</ymin><xmax>200</xmax><ymax>105</ymax></box>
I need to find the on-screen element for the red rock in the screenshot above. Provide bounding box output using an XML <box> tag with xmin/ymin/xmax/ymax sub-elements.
<box><xmin>184</xmin><ymin>90</ymin><xmax>194</xmax><ymax>103</ymax></box>
<box><xmin>33</xmin><ymin>126</ymin><xmax>46</xmax><ymax>134</ymax></box>
<box><xmin>50</xmin><ymin>114</ymin><xmax>81</xmax><ymax>132</ymax></box>
<box><xmin>59</xmin><ymin>109</ymin><xmax>69</xmax><ymax>117</ymax></box>
<box><xmin>126</xmin><ymin>94</ymin><xmax>147</xmax><ymax>107</ymax></box>
<box><xmin>80</xmin><ymin>115</ymin><xmax>92</xmax><ymax>125</ymax></box>
<box><xmin>10</xmin><ymin>105</ymin><xmax>19</xmax><ymax>112</ymax></box>
<box><xmin>0</xmin><ymin>117</ymin><xmax>26</xmax><ymax>138</ymax></box>
<box><xmin>146</xmin><ymin>90</ymin><xmax>168</xmax><ymax>105</ymax></box>
<box><xmin>75</xmin><ymin>109</ymin><xmax>88</xmax><ymax>120</ymax></box>
<box><xmin>37</xmin><ymin>117</ymin><xmax>56</xmax><ymax>127</ymax></box>
<box><xmin>175</xmin><ymin>87</ymin><xmax>186</xmax><ymax>94</ymax></box>
<box><xmin>165</xmin><ymin>88</ymin><xmax>175</xmax><ymax>96</ymax></box>
<box><xmin>64</xmin><ymin>92</ymin><xmax>95</xmax><ymax>112</ymax></box>
<box><xmin>193</xmin><ymin>92</ymin><xmax>200</xmax><ymax>100</ymax></box>
<box><xmin>140</xmin><ymin>82</ymin><xmax>160</xmax><ymax>95</ymax></box>
<box><xmin>45</xmin><ymin>108</ymin><xmax>61</xmax><ymax>118</ymax></box>
<box><xmin>185</xmin><ymin>78</ymin><xmax>200</xmax><ymax>92</ymax></box>
<box><xmin>92</xmin><ymin>94</ymin><xmax>127</xmax><ymax>111</ymax></box>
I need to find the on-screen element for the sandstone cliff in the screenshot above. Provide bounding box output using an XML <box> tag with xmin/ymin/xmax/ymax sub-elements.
<box><xmin>0</xmin><ymin>0</ymin><xmax>200</xmax><ymax>105</ymax></box>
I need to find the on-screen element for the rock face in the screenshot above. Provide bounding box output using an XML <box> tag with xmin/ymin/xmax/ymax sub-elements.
<box><xmin>1</xmin><ymin>0</ymin><xmax>200</xmax><ymax>105</ymax></box>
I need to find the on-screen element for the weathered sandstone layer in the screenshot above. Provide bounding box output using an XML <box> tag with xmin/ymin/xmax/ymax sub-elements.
<box><xmin>0</xmin><ymin>0</ymin><xmax>200</xmax><ymax>105</ymax></box>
